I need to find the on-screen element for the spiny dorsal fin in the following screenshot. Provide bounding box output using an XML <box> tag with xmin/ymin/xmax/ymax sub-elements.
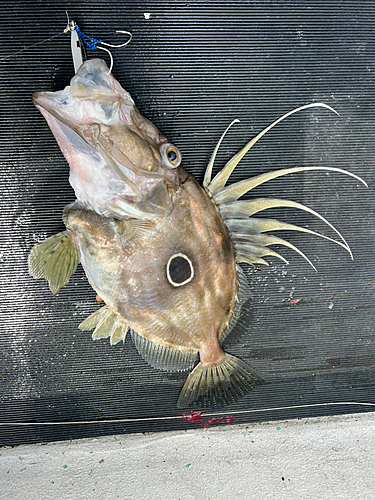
<box><xmin>233</xmin><ymin>232</ymin><xmax>317</xmax><ymax>271</ymax></box>
<box><xmin>234</xmin><ymin>241</ymin><xmax>289</xmax><ymax>265</ymax></box>
<box><xmin>177</xmin><ymin>353</ymin><xmax>264</xmax><ymax>408</ymax></box>
<box><xmin>219</xmin><ymin>197</ymin><xmax>351</xmax><ymax>255</ymax></box>
<box><xmin>206</xmin><ymin>103</ymin><xmax>339</xmax><ymax>194</ymax></box>
<box><xmin>28</xmin><ymin>231</ymin><xmax>80</xmax><ymax>295</ymax></box>
<box><xmin>212</xmin><ymin>166</ymin><xmax>367</xmax><ymax>204</ymax></box>
<box><xmin>225</xmin><ymin>216</ymin><xmax>351</xmax><ymax>269</ymax></box>
<box><xmin>204</xmin><ymin>104</ymin><xmax>367</xmax><ymax>268</ymax></box>
<box><xmin>131</xmin><ymin>329</ymin><xmax>198</xmax><ymax>372</ymax></box>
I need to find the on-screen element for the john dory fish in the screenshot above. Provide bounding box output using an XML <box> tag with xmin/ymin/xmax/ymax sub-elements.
<box><xmin>29</xmin><ymin>58</ymin><xmax>366</xmax><ymax>408</ymax></box>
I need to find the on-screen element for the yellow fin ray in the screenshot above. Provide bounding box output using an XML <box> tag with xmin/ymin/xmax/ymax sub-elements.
<box><xmin>207</xmin><ymin>103</ymin><xmax>339</xmax><ymax>194</ymax></box>
<box><xmin>226</xmin><ymin>217</ymin><xmax>350</xmax><ymax>256</ymax></box>
<box><xmin>203</xmin><ymin>119</ymin><xmax>240</xmax><ymax>188</ymax></box>
<box><xmin>213</xmin><ymin>166</ymin><xmax>367</xmax><ymax>205</ymax></box>
<box><xmin>78</xmin><ymin>306</ymin><xmax>110</xmax><ymax>331</ymax></box>
<box><xmin>110</xmin><ymin>319</ymin><xmax>129</xmax><ymax>345</ymax></box>
<box><xmin>233</xmin><ymin>233</ymin><xmax>317</xmax><ymax>271</ymax></box>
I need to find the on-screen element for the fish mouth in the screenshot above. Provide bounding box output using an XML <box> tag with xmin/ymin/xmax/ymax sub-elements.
<box><xmin>32</xmin><ymin>91</ymin><xmax>65</xmax><ymax>115</ymax></box>
<box><xmin>32</xmin><ymin>58</ymin><xmax>133</xmax><ymax>130</ymax></box>
<box><xmin>32</xmin><ymin>90</ymin><xmax>102</xmax><ymax>162</ymax></box>
<box><xmin>32</xmin><ymin>90</ymin><xmax>84</xmax><ymax>133</ymax></box>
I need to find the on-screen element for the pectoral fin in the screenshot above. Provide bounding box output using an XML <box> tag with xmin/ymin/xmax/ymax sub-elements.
<box><xmin>115</xmin><ymin>219</ymin><xmax>155</xmax><ymax>245</ymax></box>
<box><xmin>28</xmin><ymin>231</ymin><xmax>80</xmax><ymax>295</ymax></box>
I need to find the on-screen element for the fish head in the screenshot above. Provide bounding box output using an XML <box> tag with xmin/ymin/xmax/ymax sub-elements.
<box><xmin>33</xmin><ymin>58</ymin><xmax>184</xmax><ymax>219</ymax></box>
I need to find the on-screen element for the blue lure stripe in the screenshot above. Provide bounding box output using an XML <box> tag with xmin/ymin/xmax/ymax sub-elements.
<box><xmin>75</xmin><ymin>25</ymin><xmax>102</xmax><ymax>51</ymax></box>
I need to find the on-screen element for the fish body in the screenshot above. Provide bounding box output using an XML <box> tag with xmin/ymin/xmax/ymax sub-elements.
<box><xmin>29</xmin><ymin>58</ymin><xmax>366</xmax><ymax>408</ymax></box>
<box><xmin>64</xmin><ymin>174</ymin><xmax>237</xmax><ymax>355</ymax></box>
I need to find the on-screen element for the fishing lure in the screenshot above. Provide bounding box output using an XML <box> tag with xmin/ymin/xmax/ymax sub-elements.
<box><xmin>28</xmin><ymin>43</ymin><xmax>366</xmax><ymax>408</ymax></box>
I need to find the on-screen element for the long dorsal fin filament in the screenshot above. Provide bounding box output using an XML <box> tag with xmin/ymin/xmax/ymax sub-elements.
<box><xmin>206</xmin><ymin>103</ymin><xmax>340</xmax><ymax>194</ymax></box>
<box><xmin>202</xmin><ymin>103</ymin><xmax>367</xmax><ymax>269</ymax></box>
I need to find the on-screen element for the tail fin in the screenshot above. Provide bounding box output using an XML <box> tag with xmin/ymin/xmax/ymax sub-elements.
<box><xmin>177</xmin><ymin>353</ymin><xmax>264</xmax><ymax>408</ymax></box>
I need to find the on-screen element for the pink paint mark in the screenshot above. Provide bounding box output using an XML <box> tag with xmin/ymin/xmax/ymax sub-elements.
<box><xmin>120</xmin><ymin>107</ymin><xmax>129</xmax><ymax>124</ymax></box>
<box><xmin>289</xmin><ymin>299</ymin><xmax>302</xmax><ymax>305</ymax></box>
<box><xmin>256</xmin><ymin>267</ymin><xmax>262</xmax><ymax>271</ymax></box>
<box><xmin>181</xmin><ymin>412</ymin><xmax>235</xmax><ymax>427</ymax></box>
<box><xmin>181</xmin><ymin>411</ymin><xmax>203</xmax><ymax>422</ymax></box>
<box><xmin>200</xmin><ymin>416</ymin><xmax>236</xmax><ymax>428</ymax></box>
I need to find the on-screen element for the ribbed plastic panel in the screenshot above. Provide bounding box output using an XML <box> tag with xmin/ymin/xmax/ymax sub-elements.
<box><xmin>0</xmin><ymin>1</ymin><xmax>374</xmax><ymax>445</ymax></box>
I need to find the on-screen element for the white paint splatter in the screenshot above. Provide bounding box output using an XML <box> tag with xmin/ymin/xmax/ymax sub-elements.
<box><xmin>144</xmin><ymin>12</ymin><xmax>151</xmax><ymax>20</ymax></box>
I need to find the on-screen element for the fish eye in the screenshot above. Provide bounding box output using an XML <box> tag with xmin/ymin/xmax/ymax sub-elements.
<box><xmin>166</xmin><ymin>253</ymin><xmax>194</xmax><ymax>287</ymax></box>
<box><xmin>168</xmin><ymin>149</ymin><xmax>177</xmax><ymax>162</ymax></box>
<box><xmin>160</xmin><ymin>143</ymin><xmax>182</xmax><ymax>169</ymax></box>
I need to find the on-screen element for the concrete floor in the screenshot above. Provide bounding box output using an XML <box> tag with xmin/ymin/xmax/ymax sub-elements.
<box><xmin>1</xmin><ymin>412</ymin><xmax>374</xmax><ymax>499</ymax></box>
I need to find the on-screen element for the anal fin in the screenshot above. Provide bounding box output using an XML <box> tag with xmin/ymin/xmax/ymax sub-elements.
<box><xmin>177</xmin><ymin>353</ymin><xmax>264</xmax><ymax>408</ymax></box>
<box><xmin>28</xmin><ymin>231</ymin><xmax>80</xmax><ymax>295</ymax></box>
<box><xmin>131</xmin><ymin>329</ymin><xmax>198</xmax><ymax>372</ymax></box>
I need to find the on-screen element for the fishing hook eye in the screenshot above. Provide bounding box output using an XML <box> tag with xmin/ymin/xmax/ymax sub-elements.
<box><xmin>160</xmin><ymin>143</ymin><xmax>182</xmax><ymax>169</ymax></box>
<box><xmin>65</xmin><ymin>15</ymin><xmax>132</xmax><ymax>75</ymax></box>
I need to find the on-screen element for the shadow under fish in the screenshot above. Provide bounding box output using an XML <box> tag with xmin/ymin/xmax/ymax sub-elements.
<box><xmin>28</xmin><ymin>58</ymin><xmax>367</xmax><ymax>408</ymax></box>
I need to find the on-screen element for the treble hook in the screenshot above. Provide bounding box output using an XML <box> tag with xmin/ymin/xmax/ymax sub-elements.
<box><xmin>64</xmin><ymin>15</ymin><xmax>132</xmax><ymax>74</ymax></box>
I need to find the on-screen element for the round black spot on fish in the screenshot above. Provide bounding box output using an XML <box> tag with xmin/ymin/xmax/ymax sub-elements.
<box><xmin>167</xmin><ymin>149</ymin><xmax>177</xmax><ymax>162</ymax></box>
<box><xmin>169</xmin><ymin>256</ymin><xmax>191</xmax><ymax>283</ymax></box>
<box><xmin>166</xmin><ymin>253</ymin><xmax>194</xmax><ymax>287</ymax></box>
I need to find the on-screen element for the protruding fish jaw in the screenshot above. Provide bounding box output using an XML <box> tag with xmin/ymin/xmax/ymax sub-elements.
<box><xmin>33</xmin><ymin>58</ymin><xmax>183</xmax><ymax>219</ymax></box>
<box><xmin>33</xmin><ymin>90</ymin><xmax>100</xmax><ymax>166</ymax></box>
<box><xmin>33</xmin><ymin>90</ymin><xmax>71</xmax><ymax>123</ymax></box>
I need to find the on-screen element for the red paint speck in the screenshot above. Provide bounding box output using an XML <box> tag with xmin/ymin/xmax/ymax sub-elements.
<box><xmin>256</xmin><ymin>267</ymin><xmax>262</xmax><ymax>271</ymax></box>
<box><xmin>181</xmin><ymin>412</ymin><xmax>236</xmax><ymax>427</ymax></box>
<box><xmin>181</xmin><ymin>411</ymin><xmax>203</xmax><ymax>422</ymax></box>
<box><xmin>200</xmin><ymin>416</ymin><xmax>236</xmax><ymax>428</ymax></box>
<box><xmin>289</xmin><ymin>299</ymin><xmax>302</xmax><ymax>305</ymax></box>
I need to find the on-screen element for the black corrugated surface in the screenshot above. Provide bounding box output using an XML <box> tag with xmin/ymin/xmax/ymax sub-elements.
<box><xmin>0</xmin><ymin>1</ymin><xmax>374</xmax><ymax>446</ymax></box>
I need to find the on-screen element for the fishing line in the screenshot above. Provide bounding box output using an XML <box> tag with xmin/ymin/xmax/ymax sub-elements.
<box><xmin>0</xmin><ymin>401</ymin><xmax>374</xmax><ymax>426</ymax></box>
<box><xmin>0</xmin><ymin>31</ymin><xmax>66</xmax><ymax>62</ymax></box>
